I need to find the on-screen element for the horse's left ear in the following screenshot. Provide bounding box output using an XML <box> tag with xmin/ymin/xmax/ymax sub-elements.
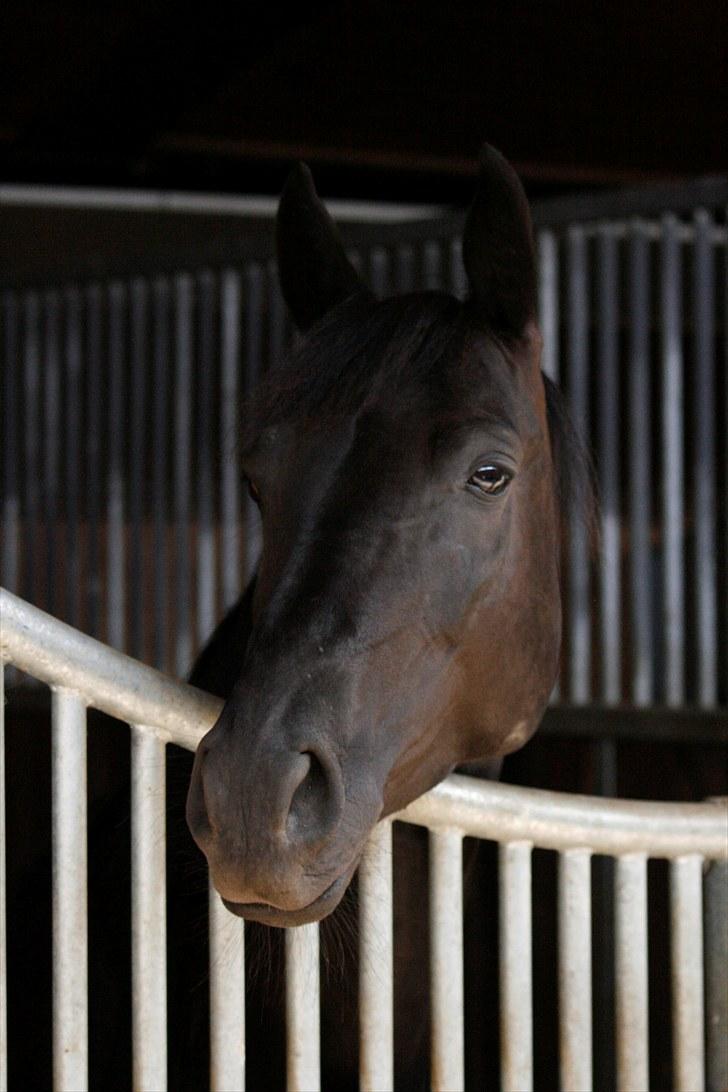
<box><xmin>276</xmin><ymin>163</ymin><xmax>369</xmax><ymax>332</ymax></box>
<box><xmin>462</xmin><ymin>145</ymin><xmax>537</xmax><ymax>341</ymax></box>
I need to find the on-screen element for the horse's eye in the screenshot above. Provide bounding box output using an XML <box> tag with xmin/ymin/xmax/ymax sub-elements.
<box><xmin>467</xmin><ymin>464</ymin><xmax>512</xmax><ymax>497</ymax></box>
<box><xmin>247</xmin><ymin>479</ymin><xmax>261</xmax><ymax>505</ymax></box>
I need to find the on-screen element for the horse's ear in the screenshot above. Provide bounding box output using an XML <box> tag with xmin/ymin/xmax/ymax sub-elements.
<box><xmin>462</xmin><ymin>145</ymin><xmax>537</xmax><ymax>340</ymax></box>
<box><xmin>276</xmin><ymin>163</ymin><xmax>369</xmax><ymax>332</ymax></box>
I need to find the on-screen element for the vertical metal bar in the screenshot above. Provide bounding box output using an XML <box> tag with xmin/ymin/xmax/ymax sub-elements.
<box><xmin>369</xmin><ymin>247</ymin><xmax>390</xmax><ymax>299</ymax></box>
<box><xmin>244</xmin><ymin>265</ymin><xmax>263</xmax><ymax>579</ymax></box>
<box><xmin>51</xmin><ymin>688</ymin><xmax>88</xmax><ymax>1092</ymax></box>
<box><xmin>173</xmin><ymin>274</ymin><xmax>193</xmax><ymax>676</ymax></box>
<box><xmin>196</xmin><ymin>271</ymin><xmax>216</xmax><ymax>644</ymax></box>
<box><xmin>85</xmin><ymin>284</ymin><xmax>103</xmax><ymax>640</ymax></box>
<box><xmin>499</xmin><ymin>841</ymin><xmax>533</xmax><ymax>1092</ymax></box>
<box><xmin>152</xmin><ymin>278</ymin><xmax>170</xmax><ymax>671</ymax></box>
<box><xmin>429</xmin><ymin>828</ymin><xmax>464</xmax><ymax>1092</ymax></box>
<box><xmin>395</xmin><ymin>244</ymin><xmax>415</xmax><ymax>293</ymax></box>
<box><xmin>131</xmin><ymin>726</ymin><xmax>167</xmax><ymax>1091</ymax></box>
<box><xmin>538</xmin><ymin>229</ymin><xmax>560</xmax><ymax>382</ymax></box>
<box><xmin>449</xmin><ymin>236</ymin><xmax>467</xmax><ymax>301</ymax></box>
<box><xmin>558</xmin><ymin>849</ymin><xmax>592</xmax><ymax>1092</ymax></box>
<box><xmin>597</xmin><ymin>226</ymin><xmax>621</xmax><ymax>703</ymax></box>
<box><xmin>220</xmin><ymin>269</ymin><xmax>241</xmax><ymax>613</ymax></box>
<box><xmin>628</xmin><ymin>222</ymin><xmax>654</xmax><ymax>704</ymax></box>
<box><xmin>107</xmin><ymin>281</ymin><xmax>126</xmax><ymax>651</ymax></box>
<box><xmin>660</xmin><ymin>216</ymin><xmax>685</xmax><ymax>704</ymax></box>
<box><xmin>615</xmin><ymin>854</ymin><xmax>649</xmax><ymax>1092</ymax></box>
<box><xmin>567</xmin><ymin>227</ymin><xmax>591</xmax><ymax>703</ymax></box>
<box><xmin>670</xmin><ymin>855</ymin><xmax>705</xmax><ymax>1092</ymax></box>
<box><xmin>423</xmin><ymin>241</ymin><xmax>442</xmax><ymax>290</ymax></box>
<box><xmin>704</xmin><ymin>856</ymin><xmax>728</xmax><ymax>1092</ymax></box>
<box><xmin>285</xmin><ymin>925</ymin><xmax>320</xmax><ymax>1092</ymax></box>
<box><xmin>692</xmin><ymin>211</ymin><xmax>717</xmax><ymax>706</ymax></box>
<box><xmin>23</xmin><ymin>291</ymin><xmax>41</xmax><ymax>605</ymax></box>
<box><xmin>44</xmin><ymin>290</ymin><xmax>61</xmax><ymax>619</ymax></box>
<box><xmin>65</xmin><ymin>286</ymin><xmax>83</xmax><ymax>629</ymax></box>
<box><xmin>129</xmin><ymin>279</ymin><xmax>149</xmax><ymax>661</ymax></box>
<box><xmin>2</xmin><ymin>293</ymin><xmax>20</xmax><ymax>602</ymax></box>
<box><xmin>209</xmin><ymin>891</ymin><xmax>246</xmax><ymax>1092</ymax></box>
<box><xmin>0</xmin><ymin>665</ymin><xmax>6</xmax><ymax>1092</ymax></box>
<box><xmin>358</xmin><ymin>820</ymin><xmax>394</xmax><ymax>1092</ymax></box>
<box><xmin>128</xmin><ymin>277</ymin><xmax>148</xmax><ymax>659</ymax></box>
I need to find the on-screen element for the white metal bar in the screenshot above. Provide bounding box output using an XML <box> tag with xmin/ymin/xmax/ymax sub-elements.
<box><xmin>423</xmin><ymin>240</ymin><xmax>442</xmax><ymax>290</ymax></box>
<box><xmin>449</xmin><ymin>236</ymin><xmax>467</xmax><ymax>300</ymax></box>
<box><xmin>670</xmin><ymin>855</ymin><xmax>705</xmax><ymax>1092</ymax></box>
<box><xmin>538</xmin><ymin>228</ymin><xmax>560</xmax><ymax>382</ymax></box>
<box><xmin>107</xmin><ymin>281</ymin><xmax>126</xmax><ymax>650</ymax></box>
<box><xmin>558</xmin><ymin>849</ymin><xmax>592</xmax><ymax>1092</ymax></box>
<box><xmin>51</xmin><ymin>688</ymin><xmax>88</xmax><ymax>1092</ymax></box>
<box><xmin>1</xmin><ymin>293</ymin><xmax>20</xmax><ymax>603</ymax></box>
<box><xmin>196</xmin><ymin>270</ymin><xmax>217</xmax><ymax>644</ymax></box>
<box><xmin>704</xmin><ymin>856</ymin><xmax>728</xmax><ymax>1092</ymax></box>
<box><xmin>628</xmin><ymin>221</ymin><xmax>654</xmax><ymax>705</ymax></box>
<box><xmin>567</xmin><ymin>225</ymin><xmax>591</xmax><ymax>703</ymax></box>
<box><xmin>692</xmin><ymin>210</ymin><xmax>718</xmax><ymax>706</ymax></box>
<box><xmin>65</xmin><ymin>286</ymin><xmax>84</xmax><ymax>629</ymax></box>
<box><xmin>152</xmin><ymin>277</ymin><xmax>171</xmax><ymax>672</ymax></box>
<box><xmin>43</xmin><ymin>290</ymin><xmax>61</xmax><ymax>620</ymax></box>
<box><xmin>369</xmin><ymin>247</ymin><xmax>391</xmax><ymax>299</ymax></box>
<box><xmin>429</xmin><ymin>827</ymin><xmax>464</xmax><ymax>1092</ymax></box>
<box><xmin>173</xmin><ymin>273</ymin><xmax>194</xmax><ymax>676</ymax></box>
<box><xmin>597</xmin><ymin>226</ymin><xmax>621</xmax><ymax>703</ymax></box>
<box><xmin>84</xmin><ymin>284</ymin><xmax>103</xmax><ymax>640</ymax></box>
<box><xmin>660</xmin><ymin>216</ymin><xmax>685</xmax><ymax>704</ymax></box>
<box><xmin>0</xmin><ymin>665</ymin><xmax>6</xmax><ymax>1092</ymax></box>
<box><xmin>0</xmin><ymin>182</ymin><xmax>441</xmax><ymax>221</ymax></box>
<box><xmin>615</xmin><ymin>853</ymin><xmax>649</xmax><ymax>1091</ymax></box>
<box><xmin>358</xmin><ymin>820</ymin><xmax>393</xmax><ymax>1092</ymax></box>
<box><xmin>22</xmin><ymin>291</ymin><xmax>40</xmax><ymax>606</ymax></box>
<box><xmin>244</xmin><ymin>265</ymin><xmax>264</xmax><ymax>578</ymax></box>
<box><xmin>499</xmin><ymin>841</ymin><xmax>533</xmax><ymax>1092</ymax></box>
<box><xmin>129</xmin><ymin>279</ymin><xmax>149</xmax><ymax>661</ymax></box>
<box><xmin>131</xmin><ymin>725</ymin><xmax>167</xmax><ymax>1091</ymax></box>
<box><xmin>209</xmin><ymin>889</ymin><xmax>246</xmax><ymax>1092</ymax></box>
<box><xmin>220</xmin><ymin>269</ymin><xmax>242</xmax><ymax>613</ymax></box>
<box><xmin>285</xmin><ymin>924</ymin><xmax>320</xmax><ymax>1092</ymax></box>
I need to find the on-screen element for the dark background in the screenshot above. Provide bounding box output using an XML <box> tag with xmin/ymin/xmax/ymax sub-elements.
<box><xmin>2</xmin><ymin>0</ymin><xmax>727</xmax><ymax>203</ymax></box>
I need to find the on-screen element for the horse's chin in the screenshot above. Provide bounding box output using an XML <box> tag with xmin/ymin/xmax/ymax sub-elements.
<box><xmin>220</xmin><ymin>861</ymin><xmax>358</xmax><ymax>928</ymax></box>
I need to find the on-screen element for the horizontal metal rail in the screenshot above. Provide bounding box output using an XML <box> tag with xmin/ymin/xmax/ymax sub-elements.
<box><xmin>0</xmin><ymin>588</ymin><xmax>220</xmax><ymax>749</ymax></box>
<box><xmin>2</xmin><ymin>588</ymin><xmax>727</xmax><ymax>861</ymax></box>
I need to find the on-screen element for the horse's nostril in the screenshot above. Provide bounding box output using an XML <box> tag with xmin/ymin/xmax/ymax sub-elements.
<box><xmin>285</xmin><ymin>748</ymin><xmax>340</xmax><ymax>843</ymax></box>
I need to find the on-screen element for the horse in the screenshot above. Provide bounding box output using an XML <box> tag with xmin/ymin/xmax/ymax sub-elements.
<box><xmin>182</xmin><ymin>144</ymin><xmax>575</xmax><ymax>1087</ymax></box>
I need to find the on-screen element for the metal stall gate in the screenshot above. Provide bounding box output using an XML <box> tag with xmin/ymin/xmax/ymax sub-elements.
<box><xmin>2</xmin><ymin>588</ymin><xmax>727</xmax><ymax>1092</ymax></box>
<box><xmin>2</xmin><ymin>177</ymin><xmax>727</xmax><ymax>712</ymax></box>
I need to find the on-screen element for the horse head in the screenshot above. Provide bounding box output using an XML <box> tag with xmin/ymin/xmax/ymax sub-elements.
<box><xmin>186</xmin><ymin>146</ymin><xmax>562</xmax><ymax>926</ymax></box>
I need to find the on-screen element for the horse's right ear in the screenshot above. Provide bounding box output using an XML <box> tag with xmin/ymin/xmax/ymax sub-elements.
<box><xmin>462</xmin><ymin>145</ymin><xmax>537</xmax><ymax>341</ymax></box>
<box><xmin>276</xmin><ymin>163</ymin><xmax>369</xmax><ymax>332</ymax></box>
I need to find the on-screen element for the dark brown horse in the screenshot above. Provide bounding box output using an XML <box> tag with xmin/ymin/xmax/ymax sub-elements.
<box><xmin>186</xmin><ymin>147</ymin><xmax>562</xmax><ymax>924</ymax></box>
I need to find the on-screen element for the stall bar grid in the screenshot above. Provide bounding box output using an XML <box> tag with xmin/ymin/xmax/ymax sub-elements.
<box><xmin>2</xmin><ymin>206</ymin><xmax>726</xmax><ymax>709</ymax></box>
<box><xmin>1</xmin><ymin>588</ymin><xmax>727</xmax><ymax>1092</ymax></box>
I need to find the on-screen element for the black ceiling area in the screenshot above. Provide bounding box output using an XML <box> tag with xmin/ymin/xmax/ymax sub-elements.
<box><xmin>1</xmin><ymin>1</ymin><xmax>726</xmax><ymax>202</ymax></box>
